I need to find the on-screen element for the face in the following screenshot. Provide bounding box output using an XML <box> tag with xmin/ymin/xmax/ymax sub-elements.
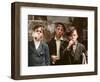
<box><xmin>55</xmin><ymin>25</ymin><xmax>64</xmax><ymax>38</ymax></box>
<box><xmin>32</xmin><ymin>27</ymin><xmax>43</xmax><ymax>41</ymax></box>
<box><xmin>68</xmin><ymin>30</ymin><xmax>78</xmax><ymax>42</ymax></box>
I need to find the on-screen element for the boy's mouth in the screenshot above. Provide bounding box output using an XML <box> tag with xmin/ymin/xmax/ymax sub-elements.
<box><xmin>35</xmin><ymin>37</ymin><xmax>37</xmax><ymax>40</ymax></box>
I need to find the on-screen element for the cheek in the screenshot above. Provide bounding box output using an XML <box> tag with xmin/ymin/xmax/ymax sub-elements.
<box><xmin>73</xmin><ymin>36</ymin><xmax>78</xmax><ymax>40</ymax></box>
<box><xmin>32</xmin><ymin>32</ymin><xmax>39</xmax><ymax>38</ymax></box>
<box><xmin>68</xmin><ymin>37</ymin><xmax>72</xmax><ymax>40</ymax></box>
<box><xmin>32</xmin><ymin>32</ymin><xmax>35</xmax><ymax>37</ymax></box>
<box><xmin>55</xmin><ymin>30</ymin><xmax>58</xmax><ymax>34</ymax></box>
<box><xmin>58</xmin><ymin>31</ymin><xmax>63</xmax><ymax>35</ymax></box>
<box><xmin>61</xmin><ymin>31</ymin><xmax>64</xmax><ymax>34</ymax></box>
<box><xmin>75</xmin><ymin>35</ymin><xmax>78</xmax><ymax>38</ymax></box>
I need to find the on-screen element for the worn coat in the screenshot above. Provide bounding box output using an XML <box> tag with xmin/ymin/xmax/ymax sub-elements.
<box><xmin>62</xmin><ymin>42</ymin><xmax>87</xmax><ymax>64</ymax></box>
<box><xmin>48</xmin><ymin>38</ymin><xmax>67</xmax><ymax>65</ymax></box>
<box><xmin>28</xmin><ymin>41</ymin><xmax>50</xmax><ymax>66</ymax></box>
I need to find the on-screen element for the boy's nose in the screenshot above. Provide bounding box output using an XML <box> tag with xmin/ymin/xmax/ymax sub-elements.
<box><xmin>37</xmin><ymin>31</ymin><xmax>41</xmax><ymax>34</ymax></box>
<box><xmin>58</xmin><ymin>30</ymin><xmax>62</xmax><ymax>33</ymax></box>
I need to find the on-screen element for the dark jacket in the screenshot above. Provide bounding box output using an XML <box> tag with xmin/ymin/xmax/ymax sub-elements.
<box><xmin>62</xmin><ymin>42</ymin><xmax>87</xmax><ymax>64</ymax></box>
<box><xmin>28</xmin><ymin>41</ymin><xmax>50</xmax><ymax>66</ymax></box>
<box><xmin>48</xmin><ymin>37</ymin><xmax>67</xmax><ymax>65</ymax></box>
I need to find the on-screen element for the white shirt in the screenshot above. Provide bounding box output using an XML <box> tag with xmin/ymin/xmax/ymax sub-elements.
<box><xmin>55</xmin><ymin>37</ymin><xmax>64</xmax><ymax>58</ymax></box>
<box><xmin>33</xmin><ymin>39</ymin><xmax>40</xmax><ymax>50</ymax></box>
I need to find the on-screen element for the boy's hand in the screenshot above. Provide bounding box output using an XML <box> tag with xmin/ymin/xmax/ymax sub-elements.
<box><xmin>51</xmin><ymin>55</ymin><xmax>59</xmax><ymax>64</ymax></box>
<box><xmin>67</xmin><ymin>40</ymin><xmax>75</xmax><ymax>49</ymax></box>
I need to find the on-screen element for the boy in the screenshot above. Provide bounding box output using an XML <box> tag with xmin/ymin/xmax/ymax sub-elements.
<box><xmin>28</xmin><ymin>24</ymin><xmax>50</xmax><ymax>66</ymax></box>
<box><xmin>62</xmin><ymin>26</ymin><xmax>87</xmax><ymax>64</ymax></box>
<box><xmin>48</xmin><ymin>22</ymin><xmax>67</xmax><ymax>65</ymax></box>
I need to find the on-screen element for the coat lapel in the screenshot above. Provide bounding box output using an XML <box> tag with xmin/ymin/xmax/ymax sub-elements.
<box><xmin>74</xmin><ymin>42</ymin><xmax>80</xmax><ymax>60</ymax></box>
<box><xmin>52</xmin><ymin>39</ymin><xmax>57</xmax><ymax>55</ymax></box>
<box><xmin>74</xmin><ymin>42</ymin><xmax>79</xmax><ymax>54</ymax></box>
<box><xmin>36</xmin><ymin>43</ymin><xmax>43</xmax><ymax>56</ymax></box>
<box><xmin>30</xmin><ymin>41</ymin><xmax>43</xmax><ymax>57</ymax></box>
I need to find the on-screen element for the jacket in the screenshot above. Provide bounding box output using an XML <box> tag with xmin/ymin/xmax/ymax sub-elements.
<box><xmin>28</xmin><ymin>41</ymin><xmax>50</xmax><ymax>66</ymax></box>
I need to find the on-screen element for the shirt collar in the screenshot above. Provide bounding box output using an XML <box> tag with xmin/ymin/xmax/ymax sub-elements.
<box><xmin>54</xmin><ymin>36</ymin><xmax>64</xmax><ymax>41</ymax></box>
<box><xmin>73</xmin><ymin>40</ymin><xmax>78</xmax><ymax>45</ymax></box>
<box><xmin>33</xmin><ymin>38</ymin><xmax>40</xmax><ymax>44</ymax></box>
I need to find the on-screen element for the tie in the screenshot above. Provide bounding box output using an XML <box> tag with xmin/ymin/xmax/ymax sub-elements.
<box><xmin>73</xmin><ymin>45</ymin><xmax>76</xmax><ymax>53</ymax></box>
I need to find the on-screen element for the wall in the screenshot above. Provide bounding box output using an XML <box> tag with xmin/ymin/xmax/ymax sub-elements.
<box><xmin>0</xmin><ymin>0</ymin><xmax>100</xmax><ymax>82</ymax></box>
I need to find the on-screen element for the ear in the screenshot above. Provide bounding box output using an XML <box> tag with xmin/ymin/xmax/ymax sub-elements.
<box><xmin>32</xmin><ymin>32</ymin><xmax>34</xmax><ymax>37</ymax></box>
<box><xmin>32</xmin><ymin>31</ymin><xmax>36</xmax><ymax>38</ymax></box>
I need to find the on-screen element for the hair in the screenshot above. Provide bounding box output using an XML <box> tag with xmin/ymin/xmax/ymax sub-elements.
<box><xmin>55</xmin><ymin>22</ymin><xmax>66</xmax><ymax>32</ymax></box>
<box><xmin>66</xmin><ymin>25</ymin><xmax>77</xmax><ymax>36</ymax></box>
<box><xmin>32</xmin><ymin>24</ymin><xmax>44</xmax><ymax>33</ymax></box>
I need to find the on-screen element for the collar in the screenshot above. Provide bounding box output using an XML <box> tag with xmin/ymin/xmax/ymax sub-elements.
<box><xmin>33</xmin><ymin>38</ymin><xmax>41</xmax><ymax>44</ymax></box>
<box><xmin>54</xmin><ymin>36</ymin><xmax>64</xmax><ymax>41</ymax></box>
<box><xmin>73</xmin><ymin>40</ymin><xmax>78</xmax><ymax>45</ymax></box>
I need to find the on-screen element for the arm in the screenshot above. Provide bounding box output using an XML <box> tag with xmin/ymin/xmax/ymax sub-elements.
<box><xmin>61</xmin><ymin>48</ymin><xmax>71</xmax><ymax>65</ymax></box>
<box><xmin>47</xmin><ymin>39</ymin><xmax>57</xmax><ymax>64</ymax></box>
<box><xmin>28</xmin><ymin>42</ymin><xmax>32</xmax><ymax>66</ymax></box>
<box><xmin>81</xmin><ymin>44</ymin><xmax>88</xmax><ymax>64</ymax></box>
<box><xmin>45</xmin><ymin>44</ymin><xmax>50</xmax><ymax>65</ymax></box>
<box><xmin>82</xmin><ymin>53</ymin><xmax>87</xmax><ymax>64</ymax></box>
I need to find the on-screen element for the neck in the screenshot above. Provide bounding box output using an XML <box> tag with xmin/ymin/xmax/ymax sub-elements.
<box><xmin>55</xmin><ymin>35</ymin><xmax>61</xmax><ymax>40</ymax></box>
<box><xmin>33</xmin><ymin>38</ymin><xmax>40</xmax><ymax>42</ymax></box>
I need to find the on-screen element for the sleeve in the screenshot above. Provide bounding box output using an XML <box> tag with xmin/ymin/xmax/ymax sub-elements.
<box><xmin>81</xmin><ymin>44</ymin><xmax>88</xmax><ymax>64</ymax></box>
<box><xmin>47</xmin><ymin>40</ymin><xmax>54</xmax><ymax>55</ymax></box>
<box><xmin>60</xmin><ymin>48</ymin><xmax>71</xmax><ymax>65</ymax></box>
<box><xmin>45</xmin><ymin>44</ymin><xmax>50</xmax><ymax>65</ymax></box>
<box><xmin>28</xmin><ymin>42</ymin><xmax>32</xmax><ymax>66</ymax></box>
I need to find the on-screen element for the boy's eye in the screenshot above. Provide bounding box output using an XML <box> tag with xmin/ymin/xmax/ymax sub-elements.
<box><xmin>36</xmin><ymin>30</ymin><xmax>42</xmax><ymax>33</ymax></box>
<box><xmin>57</xmin><ymin>28</ymin><xmax>63</xmax><ymax>31</ymax></box>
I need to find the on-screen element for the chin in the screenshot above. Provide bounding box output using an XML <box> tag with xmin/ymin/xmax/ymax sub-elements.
<box><xmin>73</xmin><ymin>39</ymin><xmax>77</xmax><ymax>42</ymax></box>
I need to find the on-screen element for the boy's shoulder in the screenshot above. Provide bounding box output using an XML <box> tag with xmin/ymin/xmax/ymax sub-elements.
<box><xmin>28</xmin><ymin>40</ymin><xmax>33</xmax><ymax>45</ymax></box>
<box><xmin>41</xmin><ymin>41</ymin><xmax>48</xmax><ymax>47</ymax></box>
<box><xmin>77</xmin><ymin>42</ymin><xmax>86</xmax><ymax>49</ymax></box>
